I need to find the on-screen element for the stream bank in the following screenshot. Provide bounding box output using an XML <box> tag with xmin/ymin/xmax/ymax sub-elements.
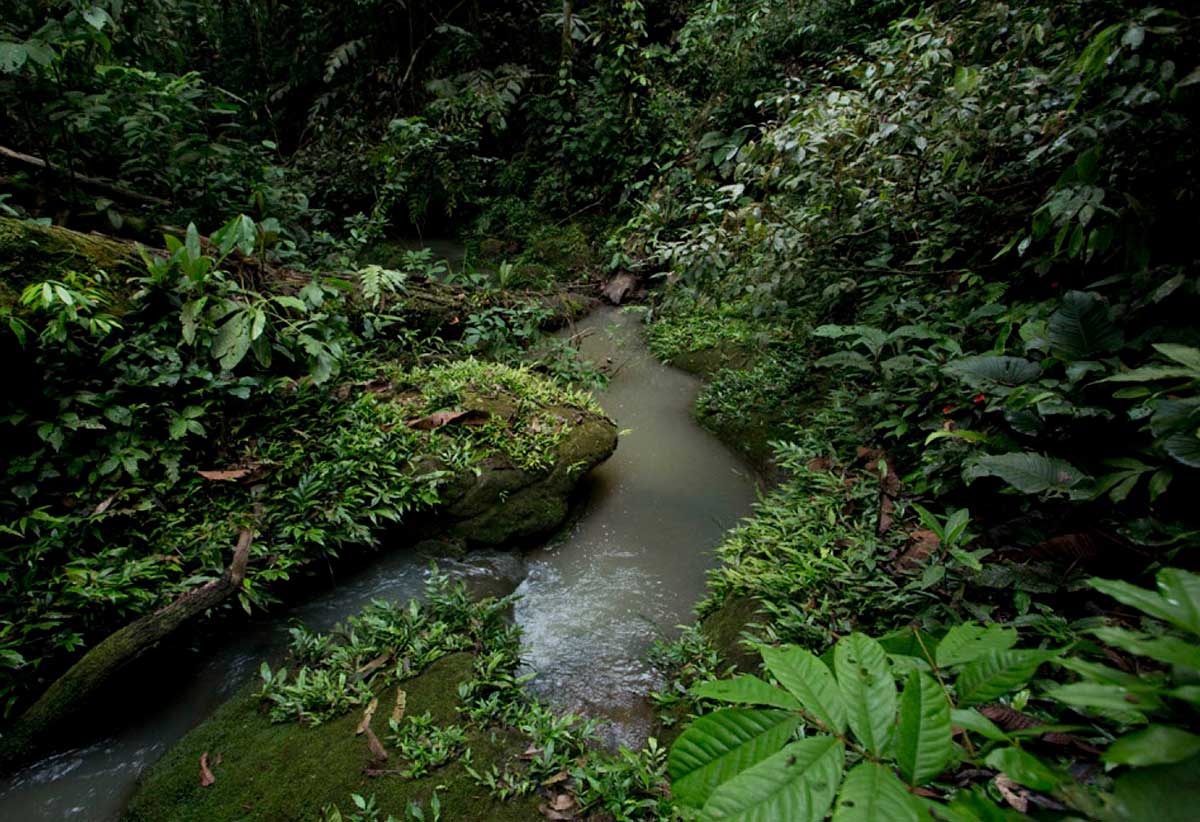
<box><xmin>0</xmin><ymin>303</ymin><xmax>757</xmax><ymax>820</ymax></box>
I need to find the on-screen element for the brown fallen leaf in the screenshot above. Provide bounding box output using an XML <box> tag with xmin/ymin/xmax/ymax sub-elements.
<box><xmin>92</xmin><ymin>492</ymin><xmax>119</xmax><ymax>516</ymax></box>
<box><xmin>994</xmin><ymin>775</ymin><xmax>1029</xmax><ymax>813</ymax></box>
<box><xmin>537</xmin><ymin>805</ymin><xmax>574</xmax><ymax>821</ymax></box>
<box><xmin>199</xmin><ymin>751</ymin><xmax>216</xmax><ymax>787</ymax></box>
<box><xmin>355</xmin><ymin>697</ymin><xmax>379</xmax><ymax>736</ymax></box>
<box><xmin>894</xmin><ymin>529</ymin><xmax>940</xmax><ymax>572</ymax></box>
<box><xmin>405</xmin><ymin>409</ymin><xmax>489</xmax><ymax>430</ymax></box>
<box><xmin>540</xmin><ymin>769</ymin><xmax>569</xmax><ymax>786</ymax></box>
<box><xmin>519</xmin><ymin>745</ymin><xmax>543</xmax><ymax>760</ymax></box>
<box><xmin>391</xmin><ymin>688</ymin><xmax>406</xmax><ymax>725</ymax></box>
<box><xmin>357</xmin><ymin>653</ymin><xmax>392</xmax><ymax>677</ymax></box>
<box><xmin>364</xmin><ymin>726</ymin><xmax>388</xmax><ymax>761</ymax></box>
<box><xmin>197</xmin><ymin>468</ymin><xmax>250</xmax><ymax>481</ymax></box>
<box><xmin>549</xmin><ymin>793</ymin><xmax>575</xmax><ymax>811</ymax></box>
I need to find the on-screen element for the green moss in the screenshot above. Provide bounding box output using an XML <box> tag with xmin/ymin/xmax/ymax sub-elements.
<box><xmin>0</xmin><ymin>216</ymin><xmax>142</xmax><ymax>289</ymax></box>
<box><xmin>124</xmin><ymin>653</ymin><xmax>540</xmax><ymax>822</ymax></box>
<box><xmin>698</xmin><ymin>596</ymin><xmax>766</xmax><ymax>675</ymax></box>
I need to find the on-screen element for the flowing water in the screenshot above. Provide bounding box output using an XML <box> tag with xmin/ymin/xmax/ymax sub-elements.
<box><xmin>0</xmin><ymin>302</ymin><xmax>757</xmax><ymax>819</ymax></box>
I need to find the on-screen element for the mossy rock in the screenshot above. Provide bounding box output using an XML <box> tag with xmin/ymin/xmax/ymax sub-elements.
<box><xmin>439</xmin><ymin>408</ymin><xmax>618</xmax><ymax>546</ymax></box>
<box><xmin>699</xmin><ymin>596</ymin><xmax>766</xmax><ymax>674</ymax></box>
<box><xmin>667</xmin><ymin>343</ymin><xmax>755</xmax><ymax>378</ymax></box>
<box><xmin>123</xmin><ymin>653</ymin><xmax>540</xmax><ymax>821</ymax></box>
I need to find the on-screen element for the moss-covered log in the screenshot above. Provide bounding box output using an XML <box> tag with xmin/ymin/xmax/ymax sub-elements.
<box><xmin>0</xmin><ymin>526</ymin><xmax>255</xmax><ymax>767</ymax></box>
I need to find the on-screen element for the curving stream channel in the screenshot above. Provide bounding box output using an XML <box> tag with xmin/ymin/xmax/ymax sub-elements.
<box><xmin>0</xmin><ymin>304</ymin><xmax>757</xmax><ymax>820</ymax></box>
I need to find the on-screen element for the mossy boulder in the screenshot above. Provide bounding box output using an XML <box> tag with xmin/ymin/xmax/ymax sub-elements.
<box><xmin>439</xmin><ymin>409</ymin><xmax>617</xmax><ymax>545</ymax></box>
<box><xmin>123</xmin><ymin>653</ymin><xmax>540</xmax><ymax>822</ymax></box>
<box><xmin>699</xmin><ymin>595</ymin><xmax>766</xmax><ymax>674</ymax></box>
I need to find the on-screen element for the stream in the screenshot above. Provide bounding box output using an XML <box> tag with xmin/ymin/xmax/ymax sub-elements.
<box><xmin>0</xmin><ymin>304</ymin><xmax>757</xmax><ymax>820</ymax></box>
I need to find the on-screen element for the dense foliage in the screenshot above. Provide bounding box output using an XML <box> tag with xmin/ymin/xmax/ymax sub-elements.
<box><xmin>3</xmin><ymin>0</ymin><xmax>1200</xmax><ymax>819</ymax></box>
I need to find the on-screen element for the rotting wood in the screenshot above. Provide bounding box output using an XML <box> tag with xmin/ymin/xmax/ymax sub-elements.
<box><xmin>0</xmin><ymin>519</ymin><xmax>257</xmax><ymax>768</ymax></box>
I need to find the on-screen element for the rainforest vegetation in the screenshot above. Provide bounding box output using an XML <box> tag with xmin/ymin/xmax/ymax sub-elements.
<box><xmin>2</xmin><ymin>0</ymin><xmax>1199</xmax><ymax>819</ymax></box>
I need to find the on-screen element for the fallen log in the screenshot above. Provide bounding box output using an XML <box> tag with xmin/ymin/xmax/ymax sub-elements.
<box><xmin>0</xmin><ymin>144</ymin><xmax>172</xmax><ymax>208</ymax></box>
<box><xmin>0</xmin><ymin>523</ymin><xmax>255</xmax><ymax>768</ymax></box>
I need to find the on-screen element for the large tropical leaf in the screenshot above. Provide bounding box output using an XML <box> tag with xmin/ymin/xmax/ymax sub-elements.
<box><xmin>1089</xmin><ymin>627</ymin><xmax>1200</xmax><ymax>670</ymax></box>
<box><xmin>945</xmin><ymin>356</ymin><xmax>1042</xmax><ymax>389</ymax></box>
<box><xmin>954</xmin><ymin>650</ymin><xmax>1055</xmax><ymax>706</ymax></box>
<box><xmin>1104</xmin><ymin>726</ymin><xmax>1200</xmax><ymax>768</ymax></box>
<box><xmin>833</xmin><ymin>633</ymin><xmax>895</xmax><ymax>756</ymax></box>
<box><xmin>935</xmin><ymin>623</ymin><xmax>1018</xmax><ymax>668</ymax></box>
<box><xmin>963</xmin><ymin>452</ymin><xmax>1090</xmax><ymax>495</ymax></box>
<box><xmin>692</xmin><ymin>675</ymin><xmax>803</xmax><ymax>711</ymax></box>
<box><xmin>761</xmin><ymin>645</ymin><xmax>848</xmax><ymax>733</ymax></box>
<box><xmin>1164</xmin><ymin>430</ymin><xmax>1200</xmax><ymax>468</ymax></box>
<box><xmin>1048</xmin><ymin>290</ymin><xmax>1122</xmax><ymax>361</ymax></box>
<box><xmin>896</xmin><ymin>671</ymin><xmax>954</xmax><ymax>786</ymax></box>
<box><xmin>700</xmin><ymin>736</ymin><xmax>844</xmax><ymax>822</ymax></box>
<box><xmin>832</xmin><ymin>762</ymin><xmax>921</xmax><ymax>822</ymax></box>
<box><xmin>669</xmin><ymin>708</ymin><xmax>803</xmax><ymax>808</ymax></box>
<box><xmin>1089</xmin><ymin>569</ymin><xmax>1200</xmax><ymax>636</ymax></box>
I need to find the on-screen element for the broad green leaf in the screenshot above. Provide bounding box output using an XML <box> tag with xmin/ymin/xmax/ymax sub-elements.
<box><xmin>692</xmin><ymin>675</ymin><xmax>802</xmax><ymax>711</ymax></box>
<box><xmin>984</xmin><ymin>747</ymin><xmax>1065</xmax><ymax>792</ymax></box>
<box><xmin>950</xmin><ymin>708</ymin><xmax>1010</xmax><ymax>742</ymax></box>
<box><xmin>185</xmin><ymin>222</ymin><xmax>202</xmax><ymax>263</ymax></box>
<box><xmin>963</xmin><ymin>453</ymin><xmax>1090</xmax><ymax>495</ymax></box>
<box><xmin>936</xmin><ymin>623</ymin><xmax>1018</xmax><ymax>667</ymax></box>
<box><xmin>1089</xmin><ymin>569</ymin><xmax>1200</xmax><ymax>636</ymax></box>
<box><xmin>1106</xmin><ymin>753</ymin><xmax>1200</xmax><ymax>822</ymax></box>
<box><xmin>0</xmin><ymin>42</ymin><xmax>27</xmax><ymax>73</ymax></box>
<box><xmin>700</xmin><ymin>736</ymin><xmax>843</xmax><ymax>822</ymax></box>
<box><xmin>896</xmin><ymin>671</ymin><xmax>953</xmax><ymax>786</ymax></box>
<box><xmin>1105</xmin><ymin>725</ymin><xmax>1200</xmax><ymax>767</ymax></box>
<box><xmin>955</xmin><ymin>650</ymin><xmax>1054</xmax><ymax>706</ymax></box>
<box><xmin>1048</xmin><ymin>290</ymin><xmax>1122</xmax><ymax>361</ymax></box>
<box><xmin>834</xmin><ymin>633</ymin><xmax>895</xmax><ymax>756</ymax></box>
<box><xmin>945</xmin><ymin>356</ymin><xmax>1042</xmax><ymax>389</ymax></box>
<box><xmin>1153</xmin><ymin>344</ymin><xmax>1200</xmax><ymax>371</ymax></box>
<box><xmin>1046</xmin><ymin>682</ymin><xmax>1160</xmax><ymax>718</ymax></box>
<box><xmin>82</xmin><ymin>6</ymin><xmax>112</xmax><ymax>30</ymax></box>
<box><xmin>1088</xmin><ymin>627</ymin><xmax>1200</xmax><ymax>671</ymax></box>
<box><xmin>669</xmin><ymin>708</ymin><xmax>802</xmax><ymax>809</ymax></box>
<box><xmin>1164</xmin><ymin>431</ymin><xmax>1200</xmax><ymax>469</ymax></box>
<box><xmin>1099</xmin><ymin>365</ymin><xmax>1197</xmax><ymax>384</ymax></box>
<box><xmin>832</xmin><ymin>762</ymin><xmax>920</xmax><ymax>822</ymax></box>
<box><xmin>761</xmin><ymin>645</ymin><xmax>847</xmax><ymax>732</ymax></box>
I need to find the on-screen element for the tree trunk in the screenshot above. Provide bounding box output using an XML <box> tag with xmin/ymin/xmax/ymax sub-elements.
<box><xmin>0</xmin><ymin>526</ymin><xmax>255</xmax><ymax>769</ymax></box>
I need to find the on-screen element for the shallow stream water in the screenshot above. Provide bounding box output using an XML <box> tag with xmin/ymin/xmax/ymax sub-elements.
<box><xmin>0</xmin><ymin>303</ymin><xmax>756</xmax><ymax>819</ymax></box>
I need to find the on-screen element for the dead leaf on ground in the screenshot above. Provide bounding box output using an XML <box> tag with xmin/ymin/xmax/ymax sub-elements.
<box><xmin>357</xmin><ymin>653</ymin><xmax>392</xmax><ymax>677</ymax></box>
<box><xmin>405</xmin><ymin>409</ymin><xmax>490</xmax><ymax>430</ymax></box>
<box><xmin>537</xmin><ymin>804</ymin><xmax>574</xmax><ymax>821</ymax></box>
<box><xmin>199</xmin><ymin>751</ymin><xmax>216</xmax><ymax>787</ymax></box>
<box><xmin>519</xmin><ymin>745</ymin><xmax>543</xmax><ymax>760</ymax></box>
<box><xmin>894</xmin><ymin>529</ymin><xmax>940</xmax><ymax>572</ymax></box>
<box><xmin>994</xmin><ymin>775</ymin><xmax>1029</xmax><ymax>812</ymax></box>
<box><xmin>541</xmin><ymin>770</ymin><xmax>569</xmax><ymax>786</ymax></box>
<box><xmin>355</xmin><ymin>697</ymin><xmax>379</xmax><ymax>736</ymax></box>
<box><xmin>391</xmin><ymin>688</ymin><xmax>406</xmax><ymax>725</ymax></box>
<box><xmin>198</xmin><ymin>468</ymin><xmax>251</xmax><ymax>481</ymax></box>
<box><xmin>92</xmin><ymin>492</ymin><xmax>119</xmax><ymax>516</ymax></box>
<box><xmin>549</xmin><ymin>794</ymin><xmax>575</xmax><ymax>812</ymax></box>
<box><xmin>365</xmin><ymin>726</ymin><xmax>388</xmax><ymax>761</ymax></box>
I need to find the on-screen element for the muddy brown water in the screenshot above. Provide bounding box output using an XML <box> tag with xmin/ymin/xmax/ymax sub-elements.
<box><xmin>0</xmin><ymin>303</ymin><xmax>757</xmax><ymax>819</ymax></box>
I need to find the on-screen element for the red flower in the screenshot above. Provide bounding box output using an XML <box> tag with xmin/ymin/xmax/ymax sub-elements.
<box><xmin>942</xmin><ymin>405</ymin><xmax>954</xmax><ymax>414</ymax></box>
<box><xmin>972</xmin><ymin>393</ymin><xmax>986</xmax><ymax>404</ymax></box>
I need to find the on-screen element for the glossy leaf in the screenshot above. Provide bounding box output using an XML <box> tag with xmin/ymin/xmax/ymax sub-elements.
<box><xmin>692</xmin><ymin>675</ymin><xmax>802</xmax><ymax>711</ymax></box>
<box><xmin>669</xmin><ymin>708</ymin><xmax>803</xmax><ymax>809</ymax></box>
<box><xmin>1105</xmin><ymin>725</ymin><xmax>1200</xmax><ymax>767</ymax></box>
<box><xmin>761</xmin><ymin>645</ymin><xmax>847</xmax><ymax>732</ymax></box>
<box><xmin>700</xmin><ymin>736</ymin><xmax>843</xmax><ymax>822</ymax></box>
<box><xmin>896</xmin><ymin>671</ymin><xmax>954</xmax><ymax>786</ymax></box>
<box><xmin>834</xmin><ymin>633</ymin><xmax>895</xmax><ymax>756</ymax></box>
<box><xmin>954</xmin><ymin>650</ymin><xmax>1054</xmax><ymax>706</ymax></box>
<box><xmin>832</xmin><ymin>762</ymin><xmax>920</xmax><ymax>822</ymax></box>
<box><xmin>936</xmin><ymin>623</ymin><xmax>1018</xmax><ymax>668</ymax></box>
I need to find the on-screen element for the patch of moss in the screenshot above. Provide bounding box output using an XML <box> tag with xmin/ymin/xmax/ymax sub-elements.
<box><xmin>0</xmin><ymin>216</ymin><xmax>143</xmax><ymax>289</ymax></box>
<box><xmin>698</xmin><ymin>596</ymin><xmax>766</xmax><ymax>675</ymax></box>
<box><xmin>124</xmin><ymin>653</ymin><xmax>540</xmax><ymax>821</ymax></box>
